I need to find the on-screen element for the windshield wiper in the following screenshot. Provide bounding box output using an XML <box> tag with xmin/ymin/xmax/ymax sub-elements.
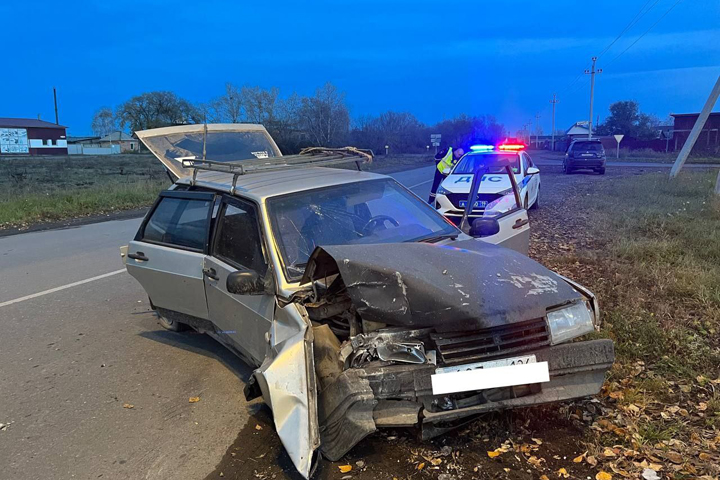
<box><xmin>413</xmin><ymin>233</ymin><xmax>458</xmax><ymax>244</ymax></box>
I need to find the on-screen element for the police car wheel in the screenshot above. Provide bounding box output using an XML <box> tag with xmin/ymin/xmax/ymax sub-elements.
<box><xmin>530</xmin><ymin>192</ymin><xmax>539</xmax><ymax>210</ymax></box>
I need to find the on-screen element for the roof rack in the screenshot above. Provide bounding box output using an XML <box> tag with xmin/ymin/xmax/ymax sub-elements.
<box><xmin>181</xmin><ymin>146</ymin><xmax>374</xmax><ymax>193</ymax></box>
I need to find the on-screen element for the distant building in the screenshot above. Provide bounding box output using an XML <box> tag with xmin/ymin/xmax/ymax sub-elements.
<box><xmin>0</xmin><ymin>118</ymin><xmax>68</xmax><ymax>155</ymax></box>
<box><xmin>67</xmin><ymin>131</ymin><xmax>138</xmax><ymax>155</ymax></box>
<box><xmin>671</xmin><ymin>112</ymin><xmax>720</xmax><ymax>152</ymax></box>
<box><xmin>565</xmin><ymin>121</ymin><xmax>591</xmax><ymax>139</ymax></box>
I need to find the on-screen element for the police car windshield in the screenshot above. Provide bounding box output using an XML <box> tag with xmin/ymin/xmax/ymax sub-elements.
<box><xmin>452</xmin><ymin>153</ymin><xmax>520</xmax><ymax>175</ymax></box>
<box><xmin>267</xmin><ymin>179</ymin><xmax>459</xmax><ymax>281</ymax></box>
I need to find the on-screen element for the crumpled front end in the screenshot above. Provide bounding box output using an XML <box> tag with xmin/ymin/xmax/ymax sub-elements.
<box><xmin>293</xmin><ymin>240</ymin><xmax>614</xmax><ymax>462</ymax></box>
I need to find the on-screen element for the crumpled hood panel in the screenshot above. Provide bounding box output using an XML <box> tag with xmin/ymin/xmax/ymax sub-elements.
<box><xmin>301</xmin><ymin>239</ymin><xmax>582</xmax><ymax>332</ymax></box>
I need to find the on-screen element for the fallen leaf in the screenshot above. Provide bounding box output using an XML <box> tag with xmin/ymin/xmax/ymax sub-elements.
<box><xmin>697</xmin><ymin>402</ymin><xmax>708</xmax><ymax>411</ymax></box>
<box><xmin>532</xmin><ymin>438</ymin><xmax>543</xmax><ymax>445</ymax></box>
<box><xmin>573</xmin><ymin>453</ymin><xmax>586</xmax><ymax>463</ymax></box>
<box><xmin>487</xmin><ymin>450</ymin><xmax>501</xmax><ymax>458</ymax></box>
<box><xmin>528</xmin><ymin>456</ymin><xmax>545</xmax><ymax>468</ymax></box>
<box><xmin>189</xmin><ymin>397</ymin><xmax>200</xmax><ymax>403</ymax></box>
<box><xmin>255</xmin><ymin>424</ymin><xmax>262</xmax><ymax>430</ymax></box>
<box><xmin>540</xmin><ymin>476</ymin><xmax>550</xmax><ymax>480</ymax></box>
<box><xmin>429</xmin><ymin>457</ymin><xmax>442</xmax><ymax>466</ymax></box>
<box><xmin>664</xmin><ymin>451</ymin><xmax>683</xmax><ymax>464</ymax></box>
<box><xmin>596</xmin><ymin>472</ymin><xmax>612</xmax><ymax>480</ymax></box>
<box><xmin>603</xmin><ymin>447</ymin><xmax>617</xmax><ymax>458</ymax></box>
<box><xmin>557</xmin><ymin>467</ymin><xmax>570</xmax><ymax>478</ymax></box>
<box><xmin>586</xmin><ymin>456</ymin><xmax>598</xmax><ymax>466</ymax></box>
<box><xmin>698</xmin><ymin>452</ymin><xmax>711</xmax><ymax>461</ymax></box>
<box><xmin>123</xmin><ymin>403</ymin><xmax>134</xmax><ymax>409</ymax></box>
<box><xmin>338</xmin><ymin>465</ymin><xmax>352</xmax><ymax>473</ymax></box>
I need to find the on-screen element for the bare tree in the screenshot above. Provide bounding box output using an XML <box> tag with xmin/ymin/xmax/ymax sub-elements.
<box><xmin>117</xmin><ymin>91</ymin><xmax>202</xmax><ymax>132</ymax></box>
<box><xmin>91</xmin><ymin>107</ymin><xmax>118</xmax><ymax>137</ymax></box>
<box><xmin>241</xmin><ymin>86</ymin><xmax>281</xmax><ymax>125</ymax></box>
<box><xmin>296</xmin><ymin>82</ymin><xmax>349</xmax><ymax>146</ymax></box>
<box><xmin>212</xmin><ymin>83</ymin><xmax>243</xmax><ymax>123</ymax></box>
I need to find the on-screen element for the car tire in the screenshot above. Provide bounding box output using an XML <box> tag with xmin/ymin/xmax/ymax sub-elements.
<box><xmin>563</xmin><ymin>161</ymin><xmax>572</xmax><ymax>174</ymax></box>
<box><xmin>597</xmin><ymin>167</ymin><xmax>606</xmax><ymax>175</ymax></box>
<box><xmin>530</xmin><ymin>191</ymin><xmax>539</xmax><ymax>210</ymax></box>
<box><xmin>157</xmin><ymin>311</ymin><xmax>188</xmax><ymax>332</ymax></box>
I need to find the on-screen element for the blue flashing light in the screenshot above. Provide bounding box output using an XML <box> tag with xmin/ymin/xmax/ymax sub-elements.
<box><xmin>470</xmin><ymin>144</ymin><xmax>494</xmax><ymax>151</ymax></box>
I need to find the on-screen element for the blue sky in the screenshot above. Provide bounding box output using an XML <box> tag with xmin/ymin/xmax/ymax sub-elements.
<box><xmin>1</xmin><ymin>0</ymin><xmax>718</xmax><ymax>135</ymax></box>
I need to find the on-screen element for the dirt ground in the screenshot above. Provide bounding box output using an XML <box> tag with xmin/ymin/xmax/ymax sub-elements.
<box><xmin>203</xmin><ymin>166</ymin><xmax>649</xmax><ymax>480</ymax></box>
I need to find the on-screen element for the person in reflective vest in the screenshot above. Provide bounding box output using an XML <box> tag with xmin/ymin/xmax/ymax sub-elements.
<box><xmin>428</xmin><ymin>145</ymin><xmax>465</xmax><ymax>204</ymax></box>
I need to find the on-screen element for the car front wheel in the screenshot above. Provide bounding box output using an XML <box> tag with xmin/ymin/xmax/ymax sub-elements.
<box><xmin>157</xmin><ymin>311</ymin><xmax>188</xmax><ymax>332</ymax></box>
<box><xmin>530</xmin><ymin>190</ymin><xmax>539</xmax><ymax>209</ymax></box>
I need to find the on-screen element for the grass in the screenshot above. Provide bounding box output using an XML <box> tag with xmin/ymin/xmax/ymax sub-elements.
<box><xmin>0</xmin><ymin>155</ymin><xmax>169</xmax><ymax>228</ymax></box>
<box><xmin>0</xmin><ymin>153</ymin><xmax>434</xmax><ymax>230</ymax></box>
<box><xmin>611</xmin><ymin>148</ymin><xmax>720</xmax><ymax>164</ymax></box>
<box><xmin>580</xmin><ymin>171</ymin><xmax>720</xmax><ymax>379</ymax></box>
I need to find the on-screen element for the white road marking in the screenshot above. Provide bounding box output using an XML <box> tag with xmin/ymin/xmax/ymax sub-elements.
<box><xmin>408</xmin><ymin>179</ymin><xmax>432</xmax><ymax>189</ymax></box>
<box><xmin>0</xmin><ymin>269</ymin><xmax>126</xmax><ymax>308</ymax></box>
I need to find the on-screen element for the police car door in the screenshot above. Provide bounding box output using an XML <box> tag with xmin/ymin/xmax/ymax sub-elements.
<box><xmin>460</xmin><ymin>163</ymin><xmax>530</xmax><ymax>255</ymax></box>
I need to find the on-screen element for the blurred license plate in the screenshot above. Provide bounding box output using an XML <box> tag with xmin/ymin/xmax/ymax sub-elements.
<box><xmin>458</xmin><ymin>200</ymin><xmax>488</xmax><ymax>208</ymax></box>
<box><xmin>435</xmin><ymin>354</ymin><xmax>536</xmax><ymax>374</ymax></box>
<box><xmin>431</xmin><ymin>355</ymin><xmax>548</xmax><ymax>395</ymax></box>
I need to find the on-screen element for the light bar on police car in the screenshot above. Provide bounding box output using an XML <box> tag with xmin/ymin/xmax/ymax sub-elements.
<box><xmin>470</xmin><ymin>145</ymin><xmax>494</xmax><ymax>151</ymax></box>
<box><xmin>497</xmin><ymin>143</ymin><xmax>526</xmax><ymax>151</ymax></box>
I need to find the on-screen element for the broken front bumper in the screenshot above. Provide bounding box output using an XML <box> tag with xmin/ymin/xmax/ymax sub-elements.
<box><xmin>318</xmin><ymin>339</ymin><xmax>614</xmax><ymax>461</ymax></box>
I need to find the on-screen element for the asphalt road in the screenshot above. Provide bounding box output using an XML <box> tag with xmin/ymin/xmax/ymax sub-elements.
<box><xmin>0</xmin><ymin>167</ymin><xmax>432</xmax><ymax>480</ymax></box>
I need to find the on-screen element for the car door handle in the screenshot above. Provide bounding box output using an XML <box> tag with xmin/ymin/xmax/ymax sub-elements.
<box><xmin>127</xmin><ymin>252</ymin><xmax>149</xmax><ymax>261</ymax></box>
<box><xmin>512</xmin><ymin>218</ymin><xmax>529</xmax><ymax>229</ymax></box>
<box><xmin>203</xmin><ymin>268</ymin><xmax>219</xmax><ymax>281</ymax></box>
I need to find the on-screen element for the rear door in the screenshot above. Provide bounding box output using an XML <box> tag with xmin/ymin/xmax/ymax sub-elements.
<box><xmin>203</xmin><ymin>196</ymin><xmax>274</xmax><ymax>366</ymax></box>
<box><xmin>126</xmin><ymin>190</ymin><xmax>215</xmax><ymax>319</ymax></box>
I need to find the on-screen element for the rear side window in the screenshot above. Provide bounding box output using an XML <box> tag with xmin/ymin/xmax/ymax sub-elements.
<box><xmin>143</xmin><ymin>197</ymin><xmax>212</xmax><ymax>250</ymax></box>
<box><xmin>214</xmin><ymin>201</ymin><xmax>267</xmax><ymax>275</ymax></box>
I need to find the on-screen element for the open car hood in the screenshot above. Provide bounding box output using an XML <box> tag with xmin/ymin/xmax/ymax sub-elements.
<box><xmin>136</xmin><ymin>123</ymin><xmax>282</xmax><ymax>179</ymax></box>
<box><xmin>300</xmin><ymin>239</ymin><xmax>582</xmax><ymax>332</ymax></box>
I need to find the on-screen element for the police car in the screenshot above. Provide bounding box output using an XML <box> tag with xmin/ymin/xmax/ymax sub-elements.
<box><xmin>434</xmin><ymin>144</ymin><xmax>540</xmax><ymax>226</ymax></box>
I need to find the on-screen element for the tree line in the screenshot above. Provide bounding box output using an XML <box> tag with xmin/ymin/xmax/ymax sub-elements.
<box><xmin>91</xmin><ymin>82</ymin><xmax>507</xmax><ymax>154</ymax></box>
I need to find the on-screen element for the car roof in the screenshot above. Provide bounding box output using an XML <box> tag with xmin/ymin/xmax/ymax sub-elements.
<box><xmin>175</xmin><ymin>166</ymin><xmax>388</xmax><ymax>202</ymax></box>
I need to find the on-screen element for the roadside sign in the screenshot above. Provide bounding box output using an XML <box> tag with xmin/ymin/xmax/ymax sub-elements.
<box><xmin>614</xmin><ymin>134</ymin><xmax>624</xmax><ymax>159</ymax></box>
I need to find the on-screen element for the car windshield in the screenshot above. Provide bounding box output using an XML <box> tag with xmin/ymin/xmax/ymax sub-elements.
<box><xmin>266</xmin><ymin>179</ymin><xmax>459</xmax><ymax>281</ymax></box>
<box><xmin>142</xmin><ymin>131</ymin><xmax>278</xmax><ymax>162</ymax></box>
<box><xmin>573</xmin><ymin>141</ymin><xmax>603</xmax><ymax>152</ymax></box>
<box><xmin>452</xmin><ymin>153</ymin><xmax>520</xmax><ymax>174</ymax></box>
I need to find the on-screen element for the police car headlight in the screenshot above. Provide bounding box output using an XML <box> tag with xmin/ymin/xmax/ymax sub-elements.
<box><xmin>547</xmin><ymin>301</ymin><xmax>595</xmax><ymax>345</ymax></box>
<box><xmin>436</xmin><ymin>185</ymin><xmax>450</xmax><ymax>195</ymax></box>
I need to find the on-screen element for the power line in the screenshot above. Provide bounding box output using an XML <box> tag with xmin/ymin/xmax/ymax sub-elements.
<box><xmin>597</xmin><ymin>0</ymin><xmax>661</xmax><ymax>59</ymax></box>
<box><xmin>605</xmin><ymin>0</ymin><xmax>685</xmax><ymax>67</ymax></box>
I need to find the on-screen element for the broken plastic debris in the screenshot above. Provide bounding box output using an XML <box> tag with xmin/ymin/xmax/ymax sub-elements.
<box><xmin>123</xmin><ymin>403</ymin><xmax>134</xmax><ymax>409</ymax></box>
<box><xmin>189</xmin><ymin>397</ymin><xmax>200</xmax><ymax>403</ymax></box>
<box><xmin>338</xmin><ymin>465</ymin><xmax>352</xmax><ymax>473</ymax></box>
<box><xmin>642</xmin><ymin>469</ymin><xmax>660</xmax><ymax>480</ymax></box>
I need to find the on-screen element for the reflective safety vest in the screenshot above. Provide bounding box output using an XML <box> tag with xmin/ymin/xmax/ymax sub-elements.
<box><xmin>436</xmin><ymin>147</ymin><xmax>456</xmax><ymax>175</ymax></box>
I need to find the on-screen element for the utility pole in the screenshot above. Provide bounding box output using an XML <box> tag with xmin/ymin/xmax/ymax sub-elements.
<box><xmin>670</xmin><ymin>75</ymin><xmax>720</xmax><ymax>179</ymax></box>
<box><xmin>534</xmin><ymin>113</ymin><xmax>541</xmax><ymax>148</ymax></box>
<box><xmin>550</xmin><ymin>93</ymin><xmax>559</xmax><ymax>151</ymax></box>
<box><xmin>584</xmin><ymin>57</ymin><xmax>602</xmax><ymax>140</ymax></box>
<box><xmin>53</xmin><ymin>87</ymin><xmax>59</xmax><ymax>125</ymax></box>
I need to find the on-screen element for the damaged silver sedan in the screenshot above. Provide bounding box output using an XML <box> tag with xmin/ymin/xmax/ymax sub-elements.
<box><xmin>122</xmin><ymin>125</ymin><xmax>614</xmax><ymax>478</ymax></box>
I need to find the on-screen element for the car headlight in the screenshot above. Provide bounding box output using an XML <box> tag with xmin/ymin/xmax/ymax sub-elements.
<box><xmin>436</xmin><ymin>185</ymin><xmax>450</xmax><ymax>195</ymax></box>
<box><xmin>547</xmin><ymin>301</ymin><xmax>594</xmax><ymax>344</ymax></box>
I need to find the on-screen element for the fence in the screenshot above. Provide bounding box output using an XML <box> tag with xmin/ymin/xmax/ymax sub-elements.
<box><xmin>68</xmin><ymin>144</ymin><xmax>121</xmax><ymax>155</ymax></box>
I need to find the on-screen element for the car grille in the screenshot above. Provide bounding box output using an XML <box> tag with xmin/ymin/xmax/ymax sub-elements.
<box><xmin>445</xmin><ymin>193</ymin><xmax>502</xmax><ymax>210</ymax></box>
<box><xmin>430</xmin><ymin>318</ymin><xmax>550</xmax><ymax>365</ymax></box>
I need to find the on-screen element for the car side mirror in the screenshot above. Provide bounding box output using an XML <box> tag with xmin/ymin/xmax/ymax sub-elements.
<box><xmin>526</xmin><ymin>166</ymin><xmax>540</xmax><ymax>175</ymax></box>
<box><xmin>469</xmin><ymin>218</ymin><xmax>500</xmax><ymax>238</ymax></box>
<box><xmin>227</xmin><ymin>270</ymin><xmax>264</xmax><ymax>295</ymax></box>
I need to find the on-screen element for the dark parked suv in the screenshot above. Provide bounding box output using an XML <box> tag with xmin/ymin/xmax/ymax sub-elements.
<box><xmin>564</xmin><ymin>139</ymin><xmax>606</xmax><ymax>174</ymax></box>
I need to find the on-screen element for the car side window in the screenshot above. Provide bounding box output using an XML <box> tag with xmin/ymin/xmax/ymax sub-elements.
<box><xmin>142</xmin><ymin>196</ymin><xmax>212</xmax><ymax>251</ymax></box>
<box><xmin>525</xmin><ymin>153</ymin><xmax>534</xmax><ymax>168</ymax></box>
<box><xmin>214</xmin><ymin>200</ymin><xmax>267</xmax><ymax>276</ymax></box>
<box><xmin>521</xmin><ymin>154</ymin><xmax>530</xmax><ymax>173</ymax></box>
